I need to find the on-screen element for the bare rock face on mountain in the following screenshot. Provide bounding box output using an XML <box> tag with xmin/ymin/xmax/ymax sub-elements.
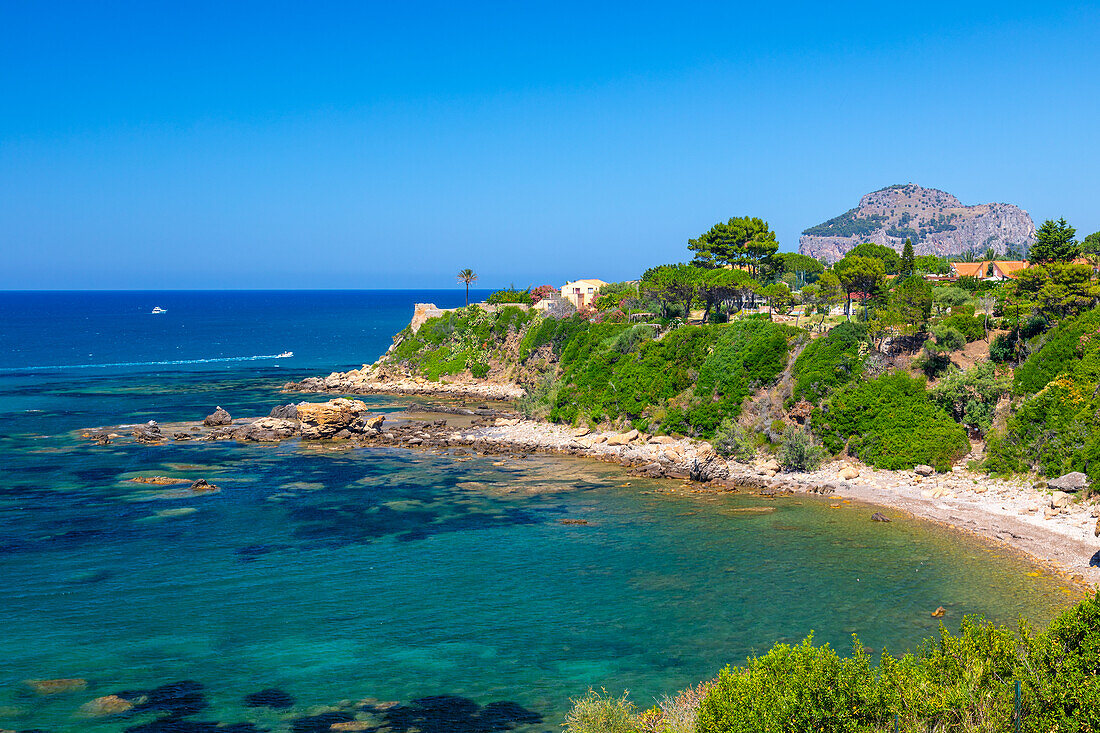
<box><xmin>799</xmin><ymin>184</ymin><xmax>1036</xmax><ymax>263</ymax></box>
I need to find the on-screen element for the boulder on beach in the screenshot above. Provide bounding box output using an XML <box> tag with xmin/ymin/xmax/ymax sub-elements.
<box><xmin>839</xmin><ymin>467</ymin><xmax>859</xmax><ymax>480</ymax></box>
<box><xmin>203</xmin><ymin>406</ymin><xmax>232</xmax><ymax>426</ymax></box>
<box><xmin>914</xmin><ymin>465</ymin><xmax>935</xmax><ymax>477</ymax></box>
<box><xmin>690</xmin><ymin>449</ymin><xmax>730</xmax><ymax>482</ymax></box>
<box><xmin>1048</xmin><ymin>472</ymin><xmax>1089</xmax><ymax>493</ymax></box>
<box><xmin>1050</xmin><ymin>491</ymin><xmax>1074</xmax><ymax>509</ymax></box>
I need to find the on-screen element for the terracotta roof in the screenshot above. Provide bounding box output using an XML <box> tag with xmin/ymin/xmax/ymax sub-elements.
<box><xmin>951</xmin><ymin>262</ymin><xmax>987</xmax><ymax>278</ymax></box>
<box><xmin>991</xmin><ymin>261</ymin><xmax>1029</xmax><ymax>279</ymax></box>
<box><xmin>949</xmin><ymin>260</ymin><xmax>1031</xmax><ymax>279</ymax></box>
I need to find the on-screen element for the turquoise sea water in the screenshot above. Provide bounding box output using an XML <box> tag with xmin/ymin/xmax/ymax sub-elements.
<box><xmin>0</xmin><ymin>292</ymin><xmax>1074</xmax><ymax>733</ymax></box>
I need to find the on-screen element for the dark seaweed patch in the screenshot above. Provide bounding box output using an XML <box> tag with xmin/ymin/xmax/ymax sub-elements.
<box><xmin>125</xmin><ymin>720</ymin><xmax>265</xmax><ymax>733</ymax></box>
<box><xmin>244</xmin><ymin>687</ymin><xmax>295</xmax><ymax>709</ymax></box>
<box><xmin>377</xmin><ymin>695</ymin><xmax>542</xmax><ymax>733</ymax></box>
<box><xmin>123</xmin><ymin>680</ymin><xmax>208</xmax><ymax>718</ymax></box>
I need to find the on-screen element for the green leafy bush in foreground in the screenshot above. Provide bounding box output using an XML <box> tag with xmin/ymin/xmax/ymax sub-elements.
<box><xmin>564</xmin><ymin>594</ymin><xmax>1100</xmax><ymax>733</ymax></box>
<box><xmin>813</xmin><ymin>372</ymin><xmax>969</xmax><ymax>471</ymax></box>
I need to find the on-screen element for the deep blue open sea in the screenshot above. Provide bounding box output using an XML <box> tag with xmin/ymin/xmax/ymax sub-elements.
<box><xmin>0</xmin><ymin>291</ymin><xmax>1074</xmax><ymax>733</ymax></box>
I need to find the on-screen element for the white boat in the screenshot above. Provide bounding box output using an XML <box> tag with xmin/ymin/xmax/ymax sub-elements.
<box><xmin>276</xmin><ymin>351</ymin><xmax>293</xmax><ymax>358</ymax></box>
<box><xmin>151</xmin><ymin>306</ymin><xmax>167</xmax><ymax>314</ymax></box>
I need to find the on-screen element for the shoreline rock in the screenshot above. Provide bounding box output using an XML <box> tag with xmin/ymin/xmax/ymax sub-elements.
<box><xmin>284</xmin><ymin>368</ymin><xmax>526</xmax><ymax>401</ymax></box>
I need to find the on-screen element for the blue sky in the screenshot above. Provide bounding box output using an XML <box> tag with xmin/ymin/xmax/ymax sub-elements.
<box><xmin>1</xmin><ymin>1</ymin><xmax>1098</xmax><ymax>289</ymax></box>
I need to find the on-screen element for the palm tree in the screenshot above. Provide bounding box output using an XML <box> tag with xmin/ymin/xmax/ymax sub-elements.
<box><xmin>457</xmin><ymin>268</ymin><xmax>478</xmax><ymax>307</ymax></box>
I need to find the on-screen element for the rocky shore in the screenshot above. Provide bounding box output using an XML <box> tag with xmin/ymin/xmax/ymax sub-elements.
<box><xmin>286</xmin><ymin>366</ymin><xmax>527</xmax><ymax>401</ymax></box>
<box><xmin>91</xmin><ymin>395</ymin><xmax>1100</xmax><ymax>588</ymax></box>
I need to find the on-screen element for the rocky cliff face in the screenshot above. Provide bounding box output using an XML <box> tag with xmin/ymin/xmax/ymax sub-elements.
<box><xmin>798</xmin><ymin>184</ymin><xmax>1035</xmax><ymax>263</ymax></box>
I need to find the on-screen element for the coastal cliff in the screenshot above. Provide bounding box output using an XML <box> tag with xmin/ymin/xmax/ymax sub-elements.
<box><xmin>799</xmin><ymin>184</ymin><xmax>1036</xmax><ymax>263</ymax></box>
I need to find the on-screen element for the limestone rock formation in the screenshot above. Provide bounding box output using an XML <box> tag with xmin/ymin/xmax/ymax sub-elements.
<box><xmin>296</xmin><ymin>398</ymin><xmax>371</xmax><ymax>440</ymax></box>
<box><xmin>202</xmin><ymin>406</ymin><xmax>232</xmax><ymax>426</ymax></box>
<box><xmin>799</xmin><ymin>184</ymin><xmax>1035</xmax><ymax>263</ymax></box>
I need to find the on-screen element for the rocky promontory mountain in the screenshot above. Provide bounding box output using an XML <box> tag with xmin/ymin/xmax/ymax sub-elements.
<box><xmin>798</xmin><ymin>184</ymin><xmax>1036</xmax><ymax>263</ymax></box>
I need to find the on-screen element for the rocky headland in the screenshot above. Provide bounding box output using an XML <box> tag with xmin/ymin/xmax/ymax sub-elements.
<box><xmin>798</xmin><ymin>183</ymin><xmax>1036</xmax><ymax>263</ymax></box>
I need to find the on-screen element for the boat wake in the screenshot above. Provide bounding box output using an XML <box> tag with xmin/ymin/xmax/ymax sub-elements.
<box><xmin>1</xmin><ymin>353</ymin><xmax>293</xmax><ymax>373</ymax></box>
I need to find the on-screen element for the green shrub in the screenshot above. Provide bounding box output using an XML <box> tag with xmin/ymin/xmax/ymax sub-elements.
<box><xmin>667</xmin><ymin>594</ymin><xmax>1100</xmax><ymax>733</ymax></box>
<box><xmin>989</xmin><ymin>331</ymin><xmax>1018</xmax><ymax>363</ymax></box>
<box><xmin>929</xmin><ymin>363</ymin><xmax>1010</xmax><ymax>435</ymax></box>
<box><xmin>487</xmin><ymin>288</ymin><xmax>533</xmax><ymax>305</ymax></box>
<box><xmin>469</xmin><ymin>361</ymin><xmax>489</xmax><ymax>378</ymax></box>
<box><xmin>1013</xmin><ymin>306</ymin><xmax>1100</xmax><ymax>395</ymax></box>
<box><xmin>986</xmin><ymin>306</ymin><xmax>1100</xmax><ymax>478</ymax></box>
<box><xmin>563</xmin><ymin>689</ymin><xmax>639</xmax><ymax>733</ymax></box>
<box><xmin>791</xmin><ymin>322</ymin><xmax>866</xmax><ymax>404</ymax></box>
<box><xmin>777</xmin><ymin>426</ymin><xmax>826</xmax><ymax>472</ymax></box>
<box><xmin>696</xmin><ymin>637</ymin><xmax>884</xmax><ymax>733</ymax></box>
<box><xmin>939</xmin><ymin>311</ymin><xmax>985</xmax><ymax>342</ymax></box>
<box><xmin>813</xmin><ymin>372</ymin><xmax>969</xmax><ymax>471</ymax></box>
<box><xmin>714</xmin><ymin>418</ymin><xmax>755</xmax><ymax>462</ymax></box>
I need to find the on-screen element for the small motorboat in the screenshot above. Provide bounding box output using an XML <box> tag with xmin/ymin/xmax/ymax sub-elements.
<box><xmin>151</xmin><ymin>306</ymin><xmax>167</xmax><ymax>314</ymax></box>
<box><xmin>276</xmin><ymin>351</ymin><xmax>293</xmax><ymax>358</ymax></box>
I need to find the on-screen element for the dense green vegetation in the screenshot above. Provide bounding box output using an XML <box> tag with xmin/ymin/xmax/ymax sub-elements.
<box><xmin>393</xmin><ymin>213</ymin><xmax>1100</xmax><ymax>480</ymax></box>
<box><xmin>790</xmin><ymin>322</ymin><xmax>866</xmax><ymax>404</ymax></box>
<box><xmin>388</xmin><ymin>305</ymin><xmax>533</xmax><ymax>379</ymax></box>
<box><xmin>802</xmin><ymin>208</ymin><xmax>886</xmax><ymax>238</ymax></box>
<box><xmin>548</xmin><ymin>319</ymin><xmax>799</xmax><ymax>434</ymax></box>
<box><xmin>814</xmin><ymin>372</ymin><xmax>970</xmax><ymax>471</ymax></box>
<box><xmin>986</xmin><ymin>306</ymin><xmax>1100</xmax><ymax>478</ymax></box>
<box><xmin>566</xmin><ymin>594</ymin><xmax>1100</xmax><ymax>733</ymax></box>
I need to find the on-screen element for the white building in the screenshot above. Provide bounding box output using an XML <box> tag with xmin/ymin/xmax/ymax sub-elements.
<box><xmin>561</xmin><ymin>278</ymin><xmax>607</xmax><ymax>310</ymax></box>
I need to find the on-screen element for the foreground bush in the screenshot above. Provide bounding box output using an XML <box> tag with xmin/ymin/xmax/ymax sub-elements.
<box><xmin>813</xmin><ymin>372</ymin><xmax>969</xmax><ymax>471</ymax></box>
<box><xmin>565</xmin><ymin>595</ymin><xmax>1100</xmax><ymax>733</ymax></box>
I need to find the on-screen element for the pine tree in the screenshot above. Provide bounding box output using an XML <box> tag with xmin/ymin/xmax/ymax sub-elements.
<box><xmin>901</xmin><ymin>238</ymin><xmax>915</xmax><ymax>276</ymax></box>
<box><xmin>1029</xmin><ymin>217</ymin><xmax>1079</xmax><ymax>264</ymax></box>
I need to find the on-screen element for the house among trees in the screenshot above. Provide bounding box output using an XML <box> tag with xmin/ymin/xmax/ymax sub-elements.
<box><xmin>949</xmin><ymin>260</ymin><xmax>1030</xmax><ymax>281</ymax></box>
<box><xmin>561</xmin><ymin>278</ymin><xmax>607</xmax><ymax>309</ymax></box>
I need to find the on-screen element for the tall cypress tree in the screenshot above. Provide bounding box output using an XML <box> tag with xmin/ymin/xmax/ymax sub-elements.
<box><xmin>901</xmin><ymin>238</ymin><xmax>915</xmax><ymax>276</ymax></box>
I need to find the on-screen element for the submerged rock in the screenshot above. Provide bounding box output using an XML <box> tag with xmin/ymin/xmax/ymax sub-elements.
<box><xmin>931</xmin><ymin>606</ymin><xmax>946</xmax><ymax>618</ymax></box>
<box><xmin>78</xmin><ymin>694</ymin><xmax>134</xmax><ymax>717</ymax></box>
<box><xmin>25</xmin><ymin>678</ymin><xmax>87</xmax><ymax>695</ymax></box>
<box><xmin>870</xmin><ymin>511</ymin><xmax>891</xmax><ymax>522</ymax></box>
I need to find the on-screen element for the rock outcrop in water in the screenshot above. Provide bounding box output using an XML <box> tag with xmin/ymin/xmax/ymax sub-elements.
<box><xmin>203</xmin><ymin>406</ymin><xmax>232</xmax><ymax>426</ymax></box>
<box><xmin>799</xmin><ymin>184</ymin><xmax>1036</xmax><ymax>263</ymax></box>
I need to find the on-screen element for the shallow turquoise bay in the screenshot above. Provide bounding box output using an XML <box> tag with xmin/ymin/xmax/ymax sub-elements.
<box><xmin>0</xmin><ymin>292</ymin><xmax>1073</xmax><ymax>733</ymax></box>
